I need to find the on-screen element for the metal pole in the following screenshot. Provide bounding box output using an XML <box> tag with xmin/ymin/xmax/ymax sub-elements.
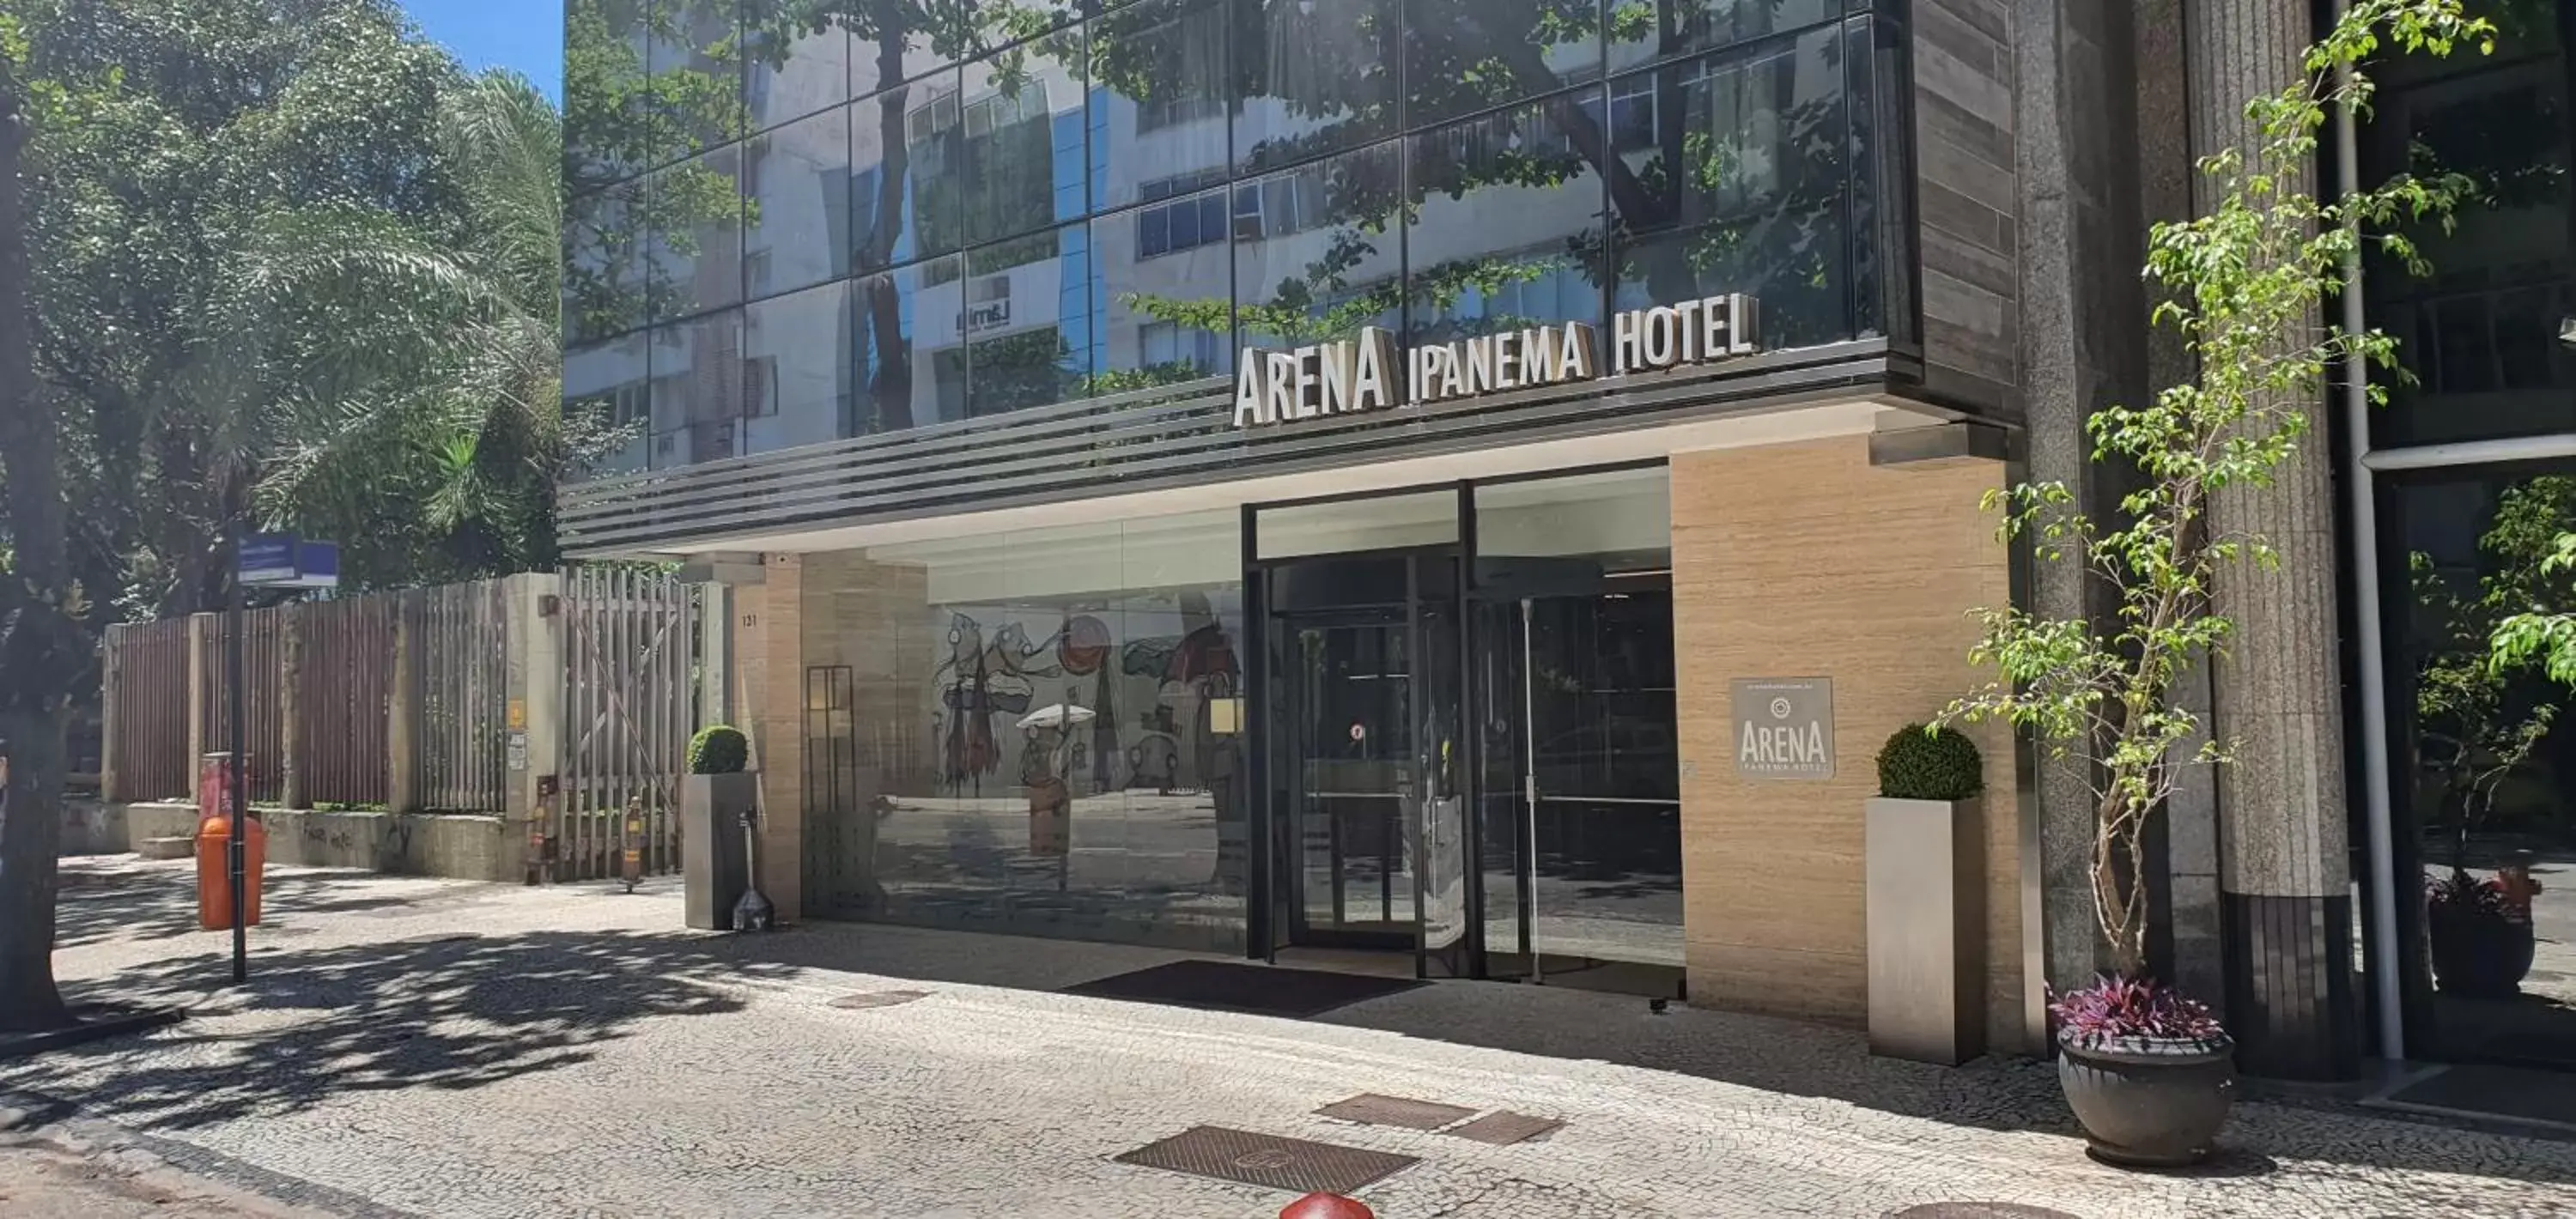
<box><xmin>2332</xmin><ymin>33</ymin><xmax>2403</xmax><ymax>1063</ymax></box>
<box><xmin>1520</xmin><ymin>597</ymin><xmax>1540</xmax><ymax>985</ymax></box>
<box><xmin>227</xmin><ymin>537</ymin><xmax>249</xmax><ymax>984</ymax></box>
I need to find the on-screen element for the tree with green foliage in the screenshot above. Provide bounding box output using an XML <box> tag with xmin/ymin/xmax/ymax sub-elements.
<box><xmin>1942</xmin><ymin>0</ymin><xmax>2490</xmax><ymax>982</ymax></box>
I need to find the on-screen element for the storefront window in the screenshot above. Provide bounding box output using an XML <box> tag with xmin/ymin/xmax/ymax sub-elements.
<box><xmin>799</xmin><ymin>512</ymin><xmax>1251</xmax><ymax>953</ymax></box>
<box><xmin>2386</xmin><ymin>467</ymin><xmax>2576</xmax><ymax>1068</ymax></box>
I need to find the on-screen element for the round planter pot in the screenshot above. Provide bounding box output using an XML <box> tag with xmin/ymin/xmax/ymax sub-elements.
<box><xmin>2057</xmin><ymin>1032</ymin><xmax>2236</xmax><ymax>1167</ymax></box>
<box><xmin>2427</xmin><ymin>908</ymin><xmax>2536</xmax><ymax>998</ymax></box>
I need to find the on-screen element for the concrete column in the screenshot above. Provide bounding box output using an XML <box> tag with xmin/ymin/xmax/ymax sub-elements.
<box><xmin>697</xmin><ymin>581</ymin><xmax>730</xmax><ymax>729</ymax></box>
<box><xmin>747</xmin><ymin>555</ymin><xmax>803</xmax><ymax>922</ymax></box>
<box><xmin>100</xmin><ymin>624</ymin><xmax>124</xmax><ymax>806</ymax></box>
<box><xmin>280</xmin><ymin>603</ymin><xmax>307</xmax><ymax>810</ymax></box>
<box><xmin>386</xmin><ymin>591</ymin><xmax>422</xmax><ymax>815</ymax></box>
<box><xmin>185</xmin><ymin>613</ymin><xmax>217</xmax><ymax>773</ymax></box>
<box><xmin>2186</xmin><ymin>0</ymin><xmax>2362</xmax><ymax>1080</ymax></box>
<box><xmin>503</xmin><ymin>573</ymin><xmax>563</xmax><ymax>855</ymax></box>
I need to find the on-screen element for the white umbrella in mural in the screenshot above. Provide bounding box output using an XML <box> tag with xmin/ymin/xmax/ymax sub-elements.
<box><xmin>1016</xmin><ymin>703</ymin><xmax>1096</xmax><ymax>730</ymax></box>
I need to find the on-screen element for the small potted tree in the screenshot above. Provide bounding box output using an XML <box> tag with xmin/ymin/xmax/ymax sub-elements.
<box><xmin>1941</xmin><ymin>0</ymin><xmax>2489</xmax><ymax>1167</ymax></box>
<box><xmin>1866</xmin><ymin>725</ymin><xmax>1985</xmax><ymax>1065</ymax></box>
<box><xmin>681</xmin><ymin>725</ymin><xmax>758</xmax><ymax>931</ymax></box>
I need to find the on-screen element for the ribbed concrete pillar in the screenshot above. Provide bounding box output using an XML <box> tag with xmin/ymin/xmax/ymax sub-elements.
<box><xmin>2186</xmin><ymin>0</ymin><xmax>2362</xmax><ymax>1080</ymax></box>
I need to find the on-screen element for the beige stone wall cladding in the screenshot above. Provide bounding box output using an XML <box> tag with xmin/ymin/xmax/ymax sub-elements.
<box><xmin>1672</xmin><ymin>435</ymin><xmax>2027</xmax><ymax>1053</ymax></box>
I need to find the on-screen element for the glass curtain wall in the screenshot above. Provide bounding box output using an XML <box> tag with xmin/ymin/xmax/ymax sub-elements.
<box><xmin>2361</xmin><ymin>3</ymin><xmax>2576</xmax><ymax>1070</ymax></box>
<box><xmin>799</xmin><ymin>512</ymin><xmax>1251</xmax><ymax>952</ymax></box>
<box><xmin>565</xmin><ymin>0</ymin><xmax>1905</xmax><ymax>473</ymax></box>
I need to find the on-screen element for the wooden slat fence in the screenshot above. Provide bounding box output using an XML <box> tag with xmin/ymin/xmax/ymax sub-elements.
<box><xmin>195</xmin><ymin>606</ymin><xmax>288</xmax><ymax>804</ymax></box>
<box><xmin>104</xmin><ymin>619</ymin><xmax>191</xmax><ymax>801</ymax></box>
<box><xmin>414</xmin><ymin>579</ymin><xmax>511</xmax><ymax>812</ymax></box>
<box><xmin>299</xmin><ymin>597</ymin><xmax>396</xmax><ymax>806</ymax></box>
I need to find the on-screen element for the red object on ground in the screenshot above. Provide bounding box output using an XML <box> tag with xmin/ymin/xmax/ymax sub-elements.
<box><xmin>194</xmin><ymin>754</ymin><xmax>266</xmax><ymax>931</ymax></box>
<box><xmin>1279</xmin><ymin>1194</ymin><xmax>1375</xmax><ymax>1219</ymax></box>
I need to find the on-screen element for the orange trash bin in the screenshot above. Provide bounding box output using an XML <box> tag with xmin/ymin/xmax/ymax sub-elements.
<box><xmin>197</xmin><ymin>791</ymin><xmax>267</xmax><ymax>932</ymax></box>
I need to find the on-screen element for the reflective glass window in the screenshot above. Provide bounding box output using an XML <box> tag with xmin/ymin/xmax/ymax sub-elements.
<box><xmin>1093</xmin><ymin>190</ymin><xmax>1236</xmax><ymax>390</ymax></box>
<box><xmin>564</xmin><ymin>178</ymin><xmax>651</xmax><ymax>342</ymax></box>
<box><xmin>565</xmin><ymin>334</ymin><xmax>653</xmax><ymax>476</ymax></box>
<box><xmin>744</xmin><ymin>7</ymin><xmax>848</xmax><ymax>130</ymax></box>
<box><xmin>1091</xmin><ymin>0</ymin><xmax>1231</xmax><ymax>212</ymax></box>
<box><xmin>1608</xmin><ymin>28</ymin><xmax>1851</xmax><ymax>346</ymax></box>
<box><xmin>645</xmin><ymin>144</ymin><xmax>746</xmax><ymax>322</ymax></box>
<box><xmin>648</xmin><ymin>0</ymin><xmax>747</xmax><ymax>157</ymax></box>
<box><xmin>1403</xmin><ymin>95</ymin><xmax>1607</xmax><ymax>347</ymax></box>
<box><xmin>743</xmin><ymin>281</ymin><xmax>854</xmax><ymax>455</ymax></box>
<box><xmin>853</xmin><ymin>75</ymin><xmax>961</xmax><ymax>270</ymax></box>
<box><xmin>646</xmin><ymin>308</ymin><xmax>747</xmax><ymax>467</ymax></box>
<box><xmin>846</xmin><ymin>7</ymin><xmax>969</xmax><ymax>100</ymax></box>
<box><xmin>744</xmin><ymin>106</ymin><xmax>852</xmax><ymax>299</ymax></box>
<box><xmin>1230</xmin><ymin>0</ymin><xmax>1401</xmax><ymax>173</ymax></box>
<box><xmin>1400</xmin><ymin>0</ymin><xmax>1605</xmax><ymax>130</ymax></box>
<box><xmin>1606</xmin><ymin>0</ymin><xmax>1844</xmax><ymax>74</ymax></box>
<box><xmin>1232</xmin><ymin>141</ymin><xmax>1404</xmax><ymax>348</ymax></box>
<box><xmin>564</xmin><ymin>0</ymin><xmax>656</xmax><ymax>191</ymax></box>
<box><xmin>959</xmin><ymin>33</ymin><xmax>1089</xmax><ymax>248</ymax></box>
<box><xmin>853</xmin><ymin>255</ymin><xmax>969</xmax><ymax>432</ymax></box>
<box><xmin>2362</xmin><ymin>35</ymin><xmax>2576</xmax><ymax>447</ymax></box>
<box><xmin>963</xmin><ymin>226</ymin><xmax>1093</xmax><ymax>418</ymax></box>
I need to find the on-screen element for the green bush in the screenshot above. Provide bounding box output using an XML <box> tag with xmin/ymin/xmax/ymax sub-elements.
<box><xmin>1876</xmin><ymin>724</ymin><xmax>1982</xmax><ymax>801</ymax></box>
<box><xmin>688</xmin><ymin>725</ymin><xmax>750</xmax><ymax>775</ymax></box>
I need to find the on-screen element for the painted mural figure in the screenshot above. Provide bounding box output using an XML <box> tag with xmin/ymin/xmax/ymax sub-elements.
<box><xmin>934</xmin><ymin>613</ymin><xmax>1053</xmax><ymax>788</ymax></box>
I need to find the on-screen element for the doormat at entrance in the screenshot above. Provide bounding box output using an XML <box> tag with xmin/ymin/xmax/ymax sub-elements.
<box><xmin>1115</xmin><ymin>1125</ymin><xmax>1417</xmax><ymax>1195</ymax></box>
<box><xmin>1062</xmin><ymin>960</ymin><xmax>1421</xmax><ymax>1018</ymax></box>
<box><xmin>2375</xmin><ymin>1063</ymin><xmax>2576</xmax><ymax>1131</ymax></box>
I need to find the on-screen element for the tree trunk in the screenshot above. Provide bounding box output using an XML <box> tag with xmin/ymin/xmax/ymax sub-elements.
<box><xmin>0</xmin><ymin>46</ymin><xmax>76</xmax><ymax>1034</ymax></box>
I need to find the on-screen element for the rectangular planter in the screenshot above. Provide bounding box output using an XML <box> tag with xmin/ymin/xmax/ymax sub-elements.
<box><xmin>1865</xmin><ymin>796</ymin><xmax>1986</xmax><ymax>1065</ymax></box>
<box><xmin>682</xmin><ymin>771</ymin><xmax>758</xmax><ymax>931</ymax></box>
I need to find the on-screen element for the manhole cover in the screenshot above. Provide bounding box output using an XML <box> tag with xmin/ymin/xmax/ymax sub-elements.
<box><xmin>1315</xmin><ymin>1093</ymin><xmax>1477</xmax><ymax>1131</ymax></box>
<box><xmin>827</xmin><ymin>990</ymin><xmax>931</xmax><ymax>1010</ymax></box>
<box><xmin>1443</xmin><ymin>1111</ymin><xmax>1563</xmax><ymax>1145</ymax></box>
<box><xmin>1115</xmin><ymin>1125</ymin><xmax>1416</xmax><ymax>1195</ymax></box>
<box><xmin>1886</xmin><ymin>1205</ymin><xmax>2084</xmax><ymax>1219</ymax></box>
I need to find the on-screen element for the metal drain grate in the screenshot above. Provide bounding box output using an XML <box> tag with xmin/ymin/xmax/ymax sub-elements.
<box><xmin>1115</xmin><ymin>1125</ymin><xmax>1417</xmax><ymax>1195</ymax></box>
<box><xmin>827</xmin><ymin>990</ymin><xmax>931</xmax><ymax>1010</ymax></box>
<box><xmin>1315</xmin><ymin>1094</ymin><xmax>1478</xmax><ymax>1131</ymax></box>
<box><xmin>1885</xmin><ymin>1205</ymin><xmax>2083</xmax><ymax>1219</ymax></box>
<box><xmin>1443</xmin><ymin>1111</ymin><xmax>1563</xmax><ymax>1145</ymax></box>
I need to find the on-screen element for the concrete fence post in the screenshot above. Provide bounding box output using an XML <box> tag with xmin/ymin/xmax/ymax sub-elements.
<box><xmin>185</xmin><ymin>612</ymin><xmax>217</xmax><ymax>785</ymax></box>
<box><xmin>386</xmin><ymin>591</ymin><xmax>422</xmax><ymax>816</ymax></box>
<box><xmin>503</xmin><ymin>573</ymin><xmax>564</xmax><ymax>847</ymax></box>
<box><xmin>281</xmin><ymin>602</ymin><xmax>307</xmax><ymax>810</ymax></box>
<box><xmin>100</xmin><ymin>623</ymin><xmax>125</xmax><ymax>805</ymax></box>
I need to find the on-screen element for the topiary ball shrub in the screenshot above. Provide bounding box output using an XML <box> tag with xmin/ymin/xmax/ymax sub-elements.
<box><xmin>689</xmin><ymin>725</ymin><xmax>750</xmax><ymax>775</ymax></box>
<box><xmin>1876</xmin><ymin>724</ymin><xmax>1983</xmax><ymax>801</ymax></box>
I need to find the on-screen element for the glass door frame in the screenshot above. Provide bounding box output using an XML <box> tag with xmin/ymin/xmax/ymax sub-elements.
<box><xmin>1242</xmin><ymin>483</ymin><xmax>1487</xmax><ymax>979</ymax></box>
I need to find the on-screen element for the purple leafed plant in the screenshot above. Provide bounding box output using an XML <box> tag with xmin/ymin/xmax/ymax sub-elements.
<box><xmin>2049</xmin><ymin>974</ymin><xmax>2226</xmax><ymax>1048</ymax></box>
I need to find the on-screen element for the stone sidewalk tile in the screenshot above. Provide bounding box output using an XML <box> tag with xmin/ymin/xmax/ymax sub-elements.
<box><xmin>4</xmin><ymin>858</ymin><xmax>2573</xmax><ymax>1218</ymax></box>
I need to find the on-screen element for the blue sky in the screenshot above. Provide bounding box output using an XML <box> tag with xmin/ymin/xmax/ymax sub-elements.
<box><xmin>400</xmin><ymin>0</ymin><xmax>562</xmax><ymax>100</ymax></box>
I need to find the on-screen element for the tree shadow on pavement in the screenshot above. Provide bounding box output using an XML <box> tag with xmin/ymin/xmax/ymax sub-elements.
<box><xmin>22</xmin><ymin>930</ymin><xmax>796</xmax><ymax>1132</ymax></box>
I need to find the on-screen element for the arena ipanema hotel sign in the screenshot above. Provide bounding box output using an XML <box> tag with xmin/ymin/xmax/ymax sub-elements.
<box><xmin>1232</xmin><ymin>294</ymin><xmax>1760</xmax><ymax>428</ymax></box>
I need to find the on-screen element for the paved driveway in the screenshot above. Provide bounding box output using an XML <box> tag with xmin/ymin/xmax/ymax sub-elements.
<box><xmin>5</xmin><ymin>858</ymin><xmax>2574</xmax><ymax>1218</ymax></box>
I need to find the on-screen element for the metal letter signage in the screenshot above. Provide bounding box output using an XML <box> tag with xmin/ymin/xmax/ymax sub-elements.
<box><xmin>1232</xmin><ymin>294</ymin><xmax>1759</xmax><ymax>428</ymax></box>
<box><xmin>1731</xmin><ymin>677</ymin><xmax>1834</xmax><ymax>780</ymax></box>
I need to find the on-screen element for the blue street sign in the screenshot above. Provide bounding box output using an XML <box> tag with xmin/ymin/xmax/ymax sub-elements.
<box><xmin>236</xmin><ymin>534</ymin><xmax>299</xmax><ymax>584</ymax></box>
<box><xmin>238</xmin><ymin>534</ymin><xmax>340</xmax><ymax>589</ymax></box>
